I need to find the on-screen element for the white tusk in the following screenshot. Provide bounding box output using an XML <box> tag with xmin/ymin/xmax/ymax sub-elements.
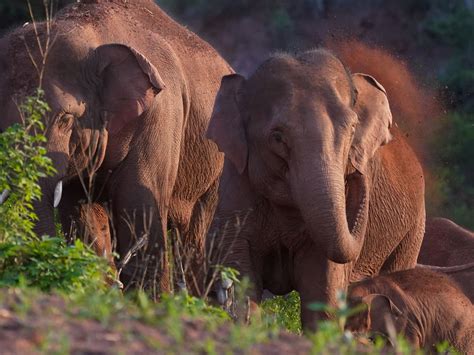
<box><xmin>217</xmin><ymin>288</ymin><xmax>227</xmax><ymax>305</ymax></box>
<box><xmin>221</xmin><ymin>278</ymin><xmax>233</xmax><ymax>290</ymax></box>
<box><xmin>113</xmin><ymin>279</ymin><xmax>124</xmax><ymax>290</ymax></box>
<box><xmin>0</xmin><ymin>189</ymin><xmax>10</xmax><ymax>204</ymax></box>
<box><xmin>53</xmin><ymin>181</ymin><xmax>63</xmax><ymax>208</ymax></box>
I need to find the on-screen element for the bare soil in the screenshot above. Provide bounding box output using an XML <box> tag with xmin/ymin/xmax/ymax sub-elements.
<box><xmin>0</xmin><ymin>290</ymin><xmax>312</xmax><ymax>354</ymax></box>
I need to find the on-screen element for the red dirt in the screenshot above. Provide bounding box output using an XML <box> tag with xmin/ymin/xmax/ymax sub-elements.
<box><xmin>0</xmin><ymin>290</ymin><xmax>312</xmax><ymax>354</ymax></box>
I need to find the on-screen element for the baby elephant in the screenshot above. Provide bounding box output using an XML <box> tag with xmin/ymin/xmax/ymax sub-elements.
<box><xmin>346</xmin><ymin>268</ymin><xmax>474</xmax><ymax>354</ymax></box>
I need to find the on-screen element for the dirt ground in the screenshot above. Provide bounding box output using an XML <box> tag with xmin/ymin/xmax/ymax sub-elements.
<box><xmin>0</xmin><ymin>290</ymin><xmax>313</xmax><ymax>354</ymax></box>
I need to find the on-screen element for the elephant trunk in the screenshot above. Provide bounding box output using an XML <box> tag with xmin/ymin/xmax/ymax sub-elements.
<box><xmin>33</xmin><ymin>179</ymin><xmax>59</xmax><ymax>237</ymax></box>
<box><xmin>292</xmin><ymin>162</ymin><xmax>369</xmax><ymax>264</ymax></box>
<box><xmin>31</xmin><ymin>124</ymin><xmax>107</xmax><ymax>238</ymax></box>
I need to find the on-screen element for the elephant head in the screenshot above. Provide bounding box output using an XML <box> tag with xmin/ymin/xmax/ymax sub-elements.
<box><xmin>207</xmin><ymin>49</ymin><xmax>392</xmax><ymax>264</ymax></box>
<box><xmin>345</xmin><ymin>293</ymin><xmax>405</xmax><ymax>342</ymax></box>
<box><xmin>0</xmin><ymin>26</ymin><xmax>165</xmax><ymax>237</ymax></box>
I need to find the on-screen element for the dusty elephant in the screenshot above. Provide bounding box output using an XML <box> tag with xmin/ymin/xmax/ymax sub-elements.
<box><xmin>418</xmin><ymin>217</ymin><xmax>474</xmax><ymax>266</ymax></box>
<box><xmin>346</xmin><ymin>268</ymin><xmax>474</xmax><ymax>353</ymax></box>
<box><xmin>417</xmin><ymin>217</ymin><xmax>474</xmax><ymax>302</ymax></box>
<box><xmin>0</xmin><ymin>0</ymin><xmax>232</xmax><ymax>295</ymax></box>
<box><xmin>206</xmin><ymin>49</ymin><xmax>425</xmax><ymax>329</ymax></box>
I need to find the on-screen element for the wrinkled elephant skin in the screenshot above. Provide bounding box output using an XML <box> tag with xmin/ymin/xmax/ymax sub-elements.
<box><xmin>418</xmin><ymin>217</ymin><xmax>474</xmax><ymax>302</ymax></box>
<box><xmin>206</xmin><ymin>50</ymin><xmax>425</xmax><ymax>329</ymax></box>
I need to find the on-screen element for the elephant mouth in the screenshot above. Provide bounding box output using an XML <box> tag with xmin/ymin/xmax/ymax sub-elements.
<box><xmin>88</xmin><ymin>129</ymin><xmax>106</xmax><ymax>172</ymax></box>
<box><xmin>66</xmin><ymin>128</ymin><xmax>107</xmax><ymax>179</ymax></box>
<box><xmin>345</xmin><ymin>170</ymin><xmax>368</xmax><ymax>237</ymax></box>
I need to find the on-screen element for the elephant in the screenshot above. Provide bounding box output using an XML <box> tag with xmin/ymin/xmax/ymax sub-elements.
<box><xmin>346</xmin><ymin>268</ymin><xmax>474</xmax><ymax>354</ymax></box>
<box><xmin>0</xmin><ymin>0</ymin><xmax>232</xmax><ymax>296</ymax></box>
<box><xmin>417</xmin><ymin>217</ymin><xmax>474</xmax><ymax>303</ymax></box>
<box><xmin>418</xmin><ymin>217</ymin><xmax>474</xmax><ymax>266</ymax></box>
<box><xmin>78</xmin><ymin>202</ymin><xmax>124</xmax><ymax>288</ymax></box>
<box><xmin>206</xmin><ymin>49</ymin><xmax>425</xmax><ymax>329</ymax></box>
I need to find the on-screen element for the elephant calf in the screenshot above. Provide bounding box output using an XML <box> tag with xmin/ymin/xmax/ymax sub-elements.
<box><xmin>78</xmin><ymin>203</ymin><xmax>123</xmax><ymax>288</ymax></box>
<box><xmin>346</xmin><ymin>268</ymin><xmax>474</xmax><ymax>353</ymax></box>
<box><xmin>79</xmin><ymin>203</ymin><xmax>114</xmax><ymax>269</ymax></box>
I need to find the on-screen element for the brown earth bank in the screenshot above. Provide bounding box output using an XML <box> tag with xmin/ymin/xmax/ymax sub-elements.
<box><xmin>0</xmin><ymin>289</ymin><xmax>313</xmax><ymax>354</ymax></box>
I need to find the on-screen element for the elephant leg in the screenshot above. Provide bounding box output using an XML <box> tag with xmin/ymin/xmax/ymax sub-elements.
<box><xmin>58</xmin><ymin>180</ymin><xmax>87</xmax><ymax>243</ymax></box>
<box><xmin>110</xmin><ymin>178</ymin><xmax>171</xmax><ymax>297</ymax></box>
<box><xmin>381</xmin><ymin>212</ymin><xmax>425</xmax><ymax>273</ymax></box>
<box><xmin>178</xmin><ymin>178</ymin><xmax>220</xmax><ymax>296</ymax></box>
<box><xmin>208</xmin><ymin>227</ymin><xmax>263</xmax><ymax>319</ymax></box>
<box><xmin>293</xmin><ymin>241</ymin><xmax>351</xmax><ymax>331</ymax></box>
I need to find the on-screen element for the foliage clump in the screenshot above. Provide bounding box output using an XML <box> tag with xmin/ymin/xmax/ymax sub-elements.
<box><xmin>0</xmin><ymin>90</ymin><xmax>55</xmax><ymax>240</ymax></box>
<box><xmin>0</xmin><ymin>90</ymin><xmax>108</xmax><ymax>293</ymax></box>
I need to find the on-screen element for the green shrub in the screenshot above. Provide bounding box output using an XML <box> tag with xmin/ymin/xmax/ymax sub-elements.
<box><xmin>261</xmin><ymin>290</ymin><xmax>301</xmax><ymax>334</ymax></box>
<box><xmin>0</xmin><ymin>90</ymin><xmax>110</xmax><ymax>292</ymax></box>
<box><xmin>0</xmin><ymin>237</ymin><xmax>108</xmax><ymax>292</ymax></box>
<box><xmin>0</xmin><ymin>90</ymin><xmax>55</xmax><ymax>241</ymax></box>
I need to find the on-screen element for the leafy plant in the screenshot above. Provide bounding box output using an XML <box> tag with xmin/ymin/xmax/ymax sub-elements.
<box><xmin>0</xmin><ymin>90</ymin><xmax>110</xmax><ymax>293</ymax></box>
<box><xmin>0</xmin><ymin>89</ymin><xmax>55</xmax><ymax>241</ymax></box>
<box><xmin>261</xmin><ymin>290</ymin><xmax>301</xmax><ymax>334</ymax></box>
<box><xmin>0</xmin><ymin>237</ymin><xmax>108</xmax><ymax>292</ymax></box>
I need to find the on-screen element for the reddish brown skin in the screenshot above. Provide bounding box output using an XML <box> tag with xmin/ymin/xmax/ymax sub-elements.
<box><xmin>78</xmin><ymin>203</ymin><xmax>114</xmax><ymax>269</ymax></box>
<box><xmin>78</xmin><ymin>203</ymin><xmax>121</xmax><ymax>287</ymax></box>
<box><xmin>347</xmin><ymin>268</ymin><xmax>474</xmax><ymax>353</ymax></box>
<box><xmin>207</xmin><ymin>50</ymin><xmax>425</xmax><ymax>329</ymax></box>
<box><xmin>0</xmin><ymin>0</ymin><xmax>232</xmax><ymax>296</ymax></box>
<box><xmin>418</xmin><ymin>217</ymin><xmax>474</xmax><ymax>302</ymax></box>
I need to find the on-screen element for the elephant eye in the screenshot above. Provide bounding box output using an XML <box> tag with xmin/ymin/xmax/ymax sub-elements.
<box><xmin>271</xmin><ymin>131</ymin><xmax>284</xmax><ymax>144</ymax></box>
<box><xmin>58</xmin><ymin>113</ymin><xmax>75</xmax><ymax>131</ymax></box>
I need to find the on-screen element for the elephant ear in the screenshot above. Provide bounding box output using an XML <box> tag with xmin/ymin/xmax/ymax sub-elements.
<box><xmin>349</xmin><ymin>73</ymin><xmax>393</xmax><ymax>175</ymax></box>
<box><xmin>87</xmin><ymin>44</ymin><xmax>166</xmax><ymax>135</ymax></box>
<box><xmin>363</xmin><ymin>294</ymin><xmax>403</xmax><ymax>335</ymax></box>
<box><xmin>207</xmin><ymin>74</ymin><xmax>248</xmax><ymax>174</ymax></box>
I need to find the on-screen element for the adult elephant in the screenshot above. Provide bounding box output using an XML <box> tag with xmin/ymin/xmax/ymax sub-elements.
<box><xmin>0</xmin><ymin>0</ymin><xmax>231</xmax><ymax>295</ymax></box>
<box><xmin>206</xmin><ymin>49</ymin><xmax>425</xmax><ymax>329</ymax></box>
<box><xmin>417</xmin><ymin>217</ymin><xmax>474</xmax><ymax>302</ymax></box>
<box><xmin>418</xmin><ymin>217</ymin><xmax>474</xmax><ymax>266</ymax></box>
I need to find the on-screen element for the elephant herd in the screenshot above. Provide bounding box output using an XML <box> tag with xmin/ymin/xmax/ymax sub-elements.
<box><xmin>0</xmin><ymin>0</ymin><xmax>472</xmax><ymax>352</ymax></box>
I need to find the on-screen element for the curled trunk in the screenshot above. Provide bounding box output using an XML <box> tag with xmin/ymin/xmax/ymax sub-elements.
<box><xmin>293</xmin><ymin>163</ymin><xmax>369</xmax><ymax>264</ymax></box>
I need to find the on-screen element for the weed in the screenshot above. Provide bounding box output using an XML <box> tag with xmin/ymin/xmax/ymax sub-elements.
<box><xmin>0</xmin><ymin>89</ymin><xmax>54</xmax><ymax>241</ymax></box>
<box><xmin>262</xmin><ymin>290</ymin><xmax>301</xmax><ymax>334</ymax></box>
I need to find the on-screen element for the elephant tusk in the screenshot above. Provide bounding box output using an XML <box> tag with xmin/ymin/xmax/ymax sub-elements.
<box><xmin>221</xmin><ymin>278</ymin><xmax>233</xmax><ymax>290</ymax></box>
<box><xmin>113</xmin><ymin>279</ymin><xmax>124</xmax><ymax>290</ymax></box>
<box><xmin>0</xmin><ymin>189</ymin><xmax>10</xmax><ymax>205</ymax></box>
<box><xmin>217</xmin><ymin>287</ymin><xmax>227</xmax><ymax>305</ymax></box>
<box><xmin>53</xmin><ymin>181</ymin><xmax>63</xmax><ymax>208</ymax></box>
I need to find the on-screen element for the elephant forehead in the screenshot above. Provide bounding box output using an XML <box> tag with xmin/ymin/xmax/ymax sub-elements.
<box><xmin>46</xmin><ymin>81</ymin><xmax>86</xmax><ymax>116</ymax></box>
<box><xmin>348</xmin><ymin>283</ymin><xmax>372</xmax><ymax>298</ymax></box>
